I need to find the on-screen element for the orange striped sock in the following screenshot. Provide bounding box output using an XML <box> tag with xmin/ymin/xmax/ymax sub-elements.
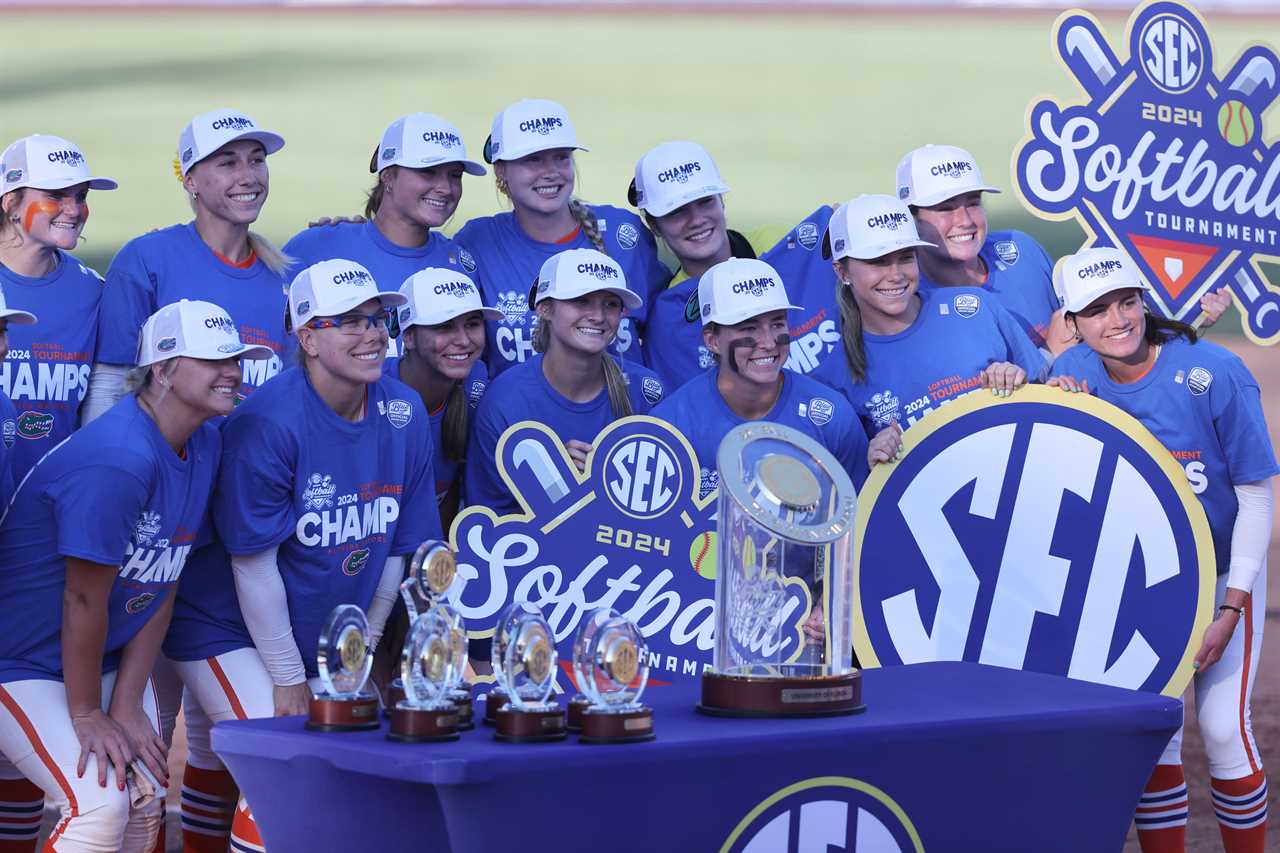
<box><xmin>229</xmin><ymin>796</ymin><xmax>264</xmax><ymax>853</ymax></box>
<box><xmin>1211</xmin><ymin>770</ymin><xmax>1267</xmax><ymax>853</ymax></box>
<box><xmin>181</xmin><ymin>764</ymin><xmax>237</xmax><ymax>853</ymax></box>
<box><xmin>1135</xmin><ymin>764</ymin><xmax>1187</xmax><ymax>853</ymax></box>
<box><xmin>0</xmin><ymin>777</ymin><xmax>42</xmax><ymax>852</ymax></box>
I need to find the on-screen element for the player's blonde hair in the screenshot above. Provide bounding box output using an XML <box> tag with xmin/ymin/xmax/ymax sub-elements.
<box><xmin>834</xmin><ymin>262</ymin><xmax>869</xmax><ymax>384</ymax></box>
<box><xmin>126</xmin><ymin>359</ymin><xmax>182</xmax><ymax>397</ymax></box>
<box><xmin>532</xmin><ymin>293</ymin><xmax>633</xmax><ymax>419</ymax></box>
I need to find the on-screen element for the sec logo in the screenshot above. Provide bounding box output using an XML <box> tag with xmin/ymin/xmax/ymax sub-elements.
<box><xmin>604</xmin><ymin>435</ymin><xmax>682</xmax><ymax>520</ymax></box>
<box><xmin>853</xmin><ymin>387</ymin><xmax>1213</xmax><ymax>697</ymax></box>
<box><xmin>1140</xmin><ymin>12</ymin><xmax>1202</xmax><ymax>94</ymax></box>
<box><xmin>722</xmin><ymin>776</ymin><xmax>922</xmax><ymax>853</ymax></box>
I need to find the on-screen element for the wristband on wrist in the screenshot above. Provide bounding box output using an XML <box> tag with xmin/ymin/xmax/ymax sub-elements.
<box><xmin>1218</xmin><ymin>604</ymin><xmax>1244</xmax><ymax>616</ymax></box>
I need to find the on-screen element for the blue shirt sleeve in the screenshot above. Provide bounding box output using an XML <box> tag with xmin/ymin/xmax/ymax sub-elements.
<box><xmin>97</xmin><ymin>238</ymin><xmax>158</xmax><ymax>365</ymax></box>
<box><xmin>214</xmin><ymin>413</ymin><xmax>300</xmax><ymax>555</ymax></box>
<box><xmin>49</xmin><ymin>458</ymin><xmax>151</xmax><ymax>565</ymax></box>
<box><xmin>390</xmin><ymin>402</ymin><xmax>444</xmax><ymax>553</ymax></box>
<box><xmin>1210</xmin><ymin>355</ymin><xmax>1280</xmax><ymax>486</ymax></box>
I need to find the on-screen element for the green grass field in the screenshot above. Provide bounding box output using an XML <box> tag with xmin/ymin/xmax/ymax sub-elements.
<box><xmin>0</xmin><ymin>8</ymin><xmax>1272</xmax><ymax>295</ymax></box>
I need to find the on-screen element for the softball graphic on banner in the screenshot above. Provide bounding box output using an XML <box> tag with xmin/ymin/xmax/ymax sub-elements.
<box><xmin>1014</xmin><ymin>0</ymin><xmax>1280</xmax><ymax>344</ymax></box>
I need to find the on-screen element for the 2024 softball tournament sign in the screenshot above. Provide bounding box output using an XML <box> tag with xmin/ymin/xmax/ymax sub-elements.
<box><xmin>450</xmin><ymin>387</ymin><xmax>1213</xmax><ymax>699</ymax></box>
<box><xmin>1014</xmin><ymin>0</ymin><xmax>1280</xmax><ymax>344</ymax></box>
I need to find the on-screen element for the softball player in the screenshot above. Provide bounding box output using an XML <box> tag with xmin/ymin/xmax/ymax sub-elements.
<box><xmin>0</xmin><ymin>135</ymin><xmax>117</xmax><ymax>481</ymax></box>
<box><xmin>630</xmin><ymin>141</ymin><xmax>840</xmax><ymax>389</ymax></box>
<box><xmin>897</xmin><ymin>144</ymin><xmax>1229</xmax><ymax>356</ymax></box>
<box><xmin>454</xmin><ymin>98</ymin><xmax>667</xmax><ymax>376</ymax></box>
<box><xmin>466</xmin><ymin>248</ymin><xmax>664</xmax><ymax>516</ymax></box>
<box><xmin>284</xmin><ymin>112</ymin><xmax>486</xmax><ymax>358</ymax></box>
<box><xmin>811</xmin><ymin>194</ymin><xmax>1045</xmax><ymax>464</ymax></box>
<box><xmin>652</xmin><ymin>257</ymin><xmax>869</xmax><ymax>499</ymax></box>
<box><xmin>88</xmin><ymin>108</ymin><xmax>289</xmax><ymax>422</ymax></box>
<box><xmin>1049</xmin><ymin>248</ymin><xmax>1274</xmax><ymax>853</ymax></box>
<box><xmin>0</xmin><ymin>300</ymin><xmax>268</xmax><ymax>853</ymax></box>
<box><xmin>163</xmin><ymin>259</ymin><xmax>441</xmax><ymax>853</ymax></box>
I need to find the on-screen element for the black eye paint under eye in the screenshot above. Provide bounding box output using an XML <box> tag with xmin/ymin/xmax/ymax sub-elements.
<box><xmin>724</xmin><ymin>333</ymin><xmax>791</xmax><ymax>374</ymax></box>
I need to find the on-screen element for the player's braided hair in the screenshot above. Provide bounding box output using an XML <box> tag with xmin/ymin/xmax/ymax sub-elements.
<box><xmin>835</xmin><ymin>265</ymin><xmax>869</xmax><ymax>383</ymax></box>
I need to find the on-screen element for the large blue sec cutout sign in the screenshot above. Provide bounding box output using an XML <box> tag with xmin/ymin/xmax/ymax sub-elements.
<box><xmin>1014</xmin><ymin>0</ymin><xmax>1280</xmax><ymax>344</ymax></box>
<box><xmin>853</xmin><ymin>386</ymin><xmax>1214</xmax><ymax>697</ymax></box>
<box><xmin>450</xmin><ymin>417</ymin><xmax>718</xmax><ymax>686</ymax></box>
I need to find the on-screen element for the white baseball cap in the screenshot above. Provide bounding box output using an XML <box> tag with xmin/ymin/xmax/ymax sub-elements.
<box><xmin>627</xmin><ymin>141</ymin><xmax>730</xmax><ymax>217</ymax></box>
<box><xmin>398</xmin><ymin>268</ymin><xmax>503</xmax><ymax>329</ymax></box>
<box><xmin>369</xmin><ymin>113</ymin><xmax>486</xmax><ymax>176</ymax></box>
<box><xmin>532</xmin><ymin>249</ymin><xmax>641</xmax><ymax>311</ymax></box>
<box><xmin>288</xmin><ymin>259</ymin><xmax>408</xmax><ymax>332</ymax></box>
<box><xmin>178</xmin><ymin>108</ymin><xmax>285</xmax><ymax>177</ymax></box>
<box><xmin>822</xmin><ymin>195</ymin><xmax>936</xmax><ymax>261</ymax></box>
<box><xmin>1</xmin><ymin>135</ymin><xmax>117</xmax><ymax>195</ymax></box>
<box><xmin>483</xmin><ymin>99</ymin><xmax>588</xmax><ymax>164</ymax></box>
<box><xmin>895</xmin><ymin>144</ymin><xmax>1001</xmax><ymax>208</ymax></box>
<box><xmin>1058</xmin><ymin>247</ymin><xmax>1151</xmax><ymax>313</ymax></box>
<box><xmin>137</xmin><ymin>299</ymin><xmax>273</xmax><ymax>367</ymax></box>
<box><xmin>698</xmin><ymin>258</ymin><xmax>800</xmax><ymax>327</ymax></box>
<box><xmin>0</xmin><ymin>284</ymin><xmax>36</xmax><ymax>326</ymax></box>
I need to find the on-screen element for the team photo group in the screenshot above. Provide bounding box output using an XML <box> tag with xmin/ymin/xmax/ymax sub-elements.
<box><xmin>0</xmin><ymin>91</ymin><xmax>1270</xmax><ymax>852</ymax></box>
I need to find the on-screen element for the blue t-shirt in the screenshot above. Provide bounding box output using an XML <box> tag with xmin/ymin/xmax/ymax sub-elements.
<box><xmin>1050</xmin><ymin>337</ymin><xmax>1279</xmax><ymax>576</ymax></box>
<box><xmin>284</xmin><ymin>221</ymin><xmax>480</xmax><ymax>357</ymax></box>
<box><xmin>812</xmin><ymin>286</ymin><xmax>1047</xmax><ymax>437</ymax></box>
<box><xmin>382</xmin><ymin>356</ymin><xmax>487</xmax><ymax>507</ymax></box>
<box><xmin>97</xmin><ymin>223</ymin><xmax>287</xmax><ymax>397</ymax></box>
<box><xmin>0</xmin><ymin>394</ymin><xmax>16</xmax><ymax>507</ymax></box>
<box><xmin>0</xmin><ymin>395</ymin><xmax>219</xmax><ymax>682</ymax></box>
<box><xmin>466</xmin><ymin>353</ymin><xmax>666</xmax><ymax>514</ymax></box>
<box><xmin>643</xmin><ymin>208</ymin><xmax>840</xmax><ymax>390</ymax></box>
<box><xmin>453</xmin><ymin>206</ymin><xmax>667</xmax><ymax>375</ymax></box>
<box><xmin>653</xmin><ymin>368</ymin><xmax>869</xmax><ymax>498</ymax></box>
<box><xmin>0</xmin><ymin>252</ymin><xmax>102</xmax><ymax>478</ymax></box>
<box><xmin>164</xmin><ymin>368</ymin><xmax>441</xmax><ymax>675</ymax></box>
<box><xmin>918</xmin><ymin>230</ymin><xmax>1058</xmax><ymax>351</ymax></box>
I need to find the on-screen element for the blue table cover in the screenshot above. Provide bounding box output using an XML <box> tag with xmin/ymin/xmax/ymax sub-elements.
<box><xmin>213</xmin><ymin>661</ymin><xmax>1179</xmax><ymax>852</ymax></box>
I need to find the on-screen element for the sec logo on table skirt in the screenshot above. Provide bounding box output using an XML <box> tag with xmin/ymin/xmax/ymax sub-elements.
<box><xmin>853</xmin><ymin>385</ymin><xmax>1214</xmax><ymax>697</ymax></box>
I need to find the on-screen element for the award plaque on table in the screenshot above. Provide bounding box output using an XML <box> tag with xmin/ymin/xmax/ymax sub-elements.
<box><xmin>389</xmin><ymin>540</ymin><xmax>458</xmax><ymax>713</ymax></box>
<box><xmin>699</xmin><ymin>422</ymin><xmax>865</xmax><ymax>717</ymax></box>
<box><xmin>492</xmin><ymin>602</ymin><xmax>567</xmax><ymax>743</ymax></box>
<box><xmin>573</xmin><ymin>608</ymin><xmax>653</xmax><ymax>744</ymax></box>
<box><xmin>388</xmin><ymin>608</ymin><xmax>463</xmax><ymax>743</ymax></box>
<box><xmin>435</xmin><ymin>601</ymin><xmax>475</xmax><ymax>730</ymax></box>
<box><xmin>307</xmin><ymin>604</ymin><xmax>380</xmax><ymax>731</ymax></box>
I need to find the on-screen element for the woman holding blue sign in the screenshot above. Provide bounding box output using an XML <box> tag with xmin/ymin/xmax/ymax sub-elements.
<box><xmin>811</xmin><ymin>194</ymin><xmax>1045</xmax><ymax>465</ymax></box>
<box><xmin>1051</xmin><ymin>247</ymin><xmax>1274</xmax><ymax>853</ymax></box>
<box><xmin>163</xmin><ymin>259</ymin><xmax>442</xmax><ymax>853</ymax></box>
<box><xmin>466</xmin><ymin>248</ymin><xmax>664</xmax><ymax>516</ymax></box>
<box><xmin>0</xmin><ymin>300</ymin><xmax>266</xmax><ymax>853</ymax></box>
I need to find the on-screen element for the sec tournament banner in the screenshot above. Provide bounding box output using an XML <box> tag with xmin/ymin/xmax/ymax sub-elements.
<box><xmin>449</xmin><ymin>416</ymin><xmax>718</xmax><ymax>688</ymax></box>
<box><xmin>852</xmin><ymin>386</ymin><xmax>1215</xmax><ymax>698</ymax></box>
<box><xmin>1014</xmin><ymin>0</ymin><xmax>1280</xmax><ymax>344</ymax></box>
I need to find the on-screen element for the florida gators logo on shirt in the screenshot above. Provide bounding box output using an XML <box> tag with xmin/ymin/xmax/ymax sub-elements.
<box><xmin>15</xmin><ymin>411</ymin><xmax>53</xmax><ymax>440</ymax></box>
<box><xmin>342</xmin><ymin>547</ymin><xmax>371</xmax><ymax>576</ymax></box>
<box><xmin>126</xmin><ymin>592</ymin><xmax>157</xmax><ymax>615</ymax></box>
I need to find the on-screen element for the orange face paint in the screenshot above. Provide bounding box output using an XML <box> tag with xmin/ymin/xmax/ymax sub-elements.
<box><xmin>21</xmin><ymin>199</ymin><xmax>61</xmax><ymax>233</ymax></box>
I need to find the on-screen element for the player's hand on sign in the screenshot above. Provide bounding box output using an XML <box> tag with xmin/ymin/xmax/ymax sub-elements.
<box><xmin>273</xmin><ymin>682</ymin><xmax>313</xmax><ymax>717</ymax></box>
<box><xmin>868</xmin><ymin>422</ymin><xmax>904</xmax><ymax>467</ymax></box>
<box><xmin>565</xmin><ymin>439</ymin><xmax>592</xmax><ymax>473</ymax></box>
<box><xmin>110</xmin><ymin>703</ymin><xmax>168</xmax><ymax>787</ymax></box>
<box><xmin>308</xmin><ymin>215</ymin><xmax>366</xmax><ymax>228</ymax></box>
<box><xmin>1197</xmin><ymin>287</ymin><xmax>1232</xmax><ymax>329</ymax></box>
<box><xmin>1194</xmin><ymin>607</ymin><xmax>1240</xmax><ymax>672</ymax></box>
<box><xmin>72</xmin><ymin>708</ymin><xmax>133</xmax><ymax>789</ymax></box>
<box><xmin>802</xmin><ymin>602</ymin><xmax>826</xmax><ymax>645</ymax></box>
<box><xmin>980</xmin><ymin>361</ymin><xmax>1027</xmax><ymax>397</ymax></box>
<box><xmin>1046</xmin><ymin>375</ymin><xmax>1090</xmax><ymax>394</ymax></box>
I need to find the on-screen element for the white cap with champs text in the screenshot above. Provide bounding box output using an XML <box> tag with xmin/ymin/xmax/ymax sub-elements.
<box><xmin>484</xmin><ymin>99</ymin><xmax>588</xmax><ymax>164</ymax></box>
<box><xmin>178</xmin><ymin>108</ymin><xmax>285</xmax><ymax>176</ymax></box>
<box><xmin>398</xmin><ymin>268</ymin><xmax>503</xmax><ymax>329</ymax></box>
<box><xmin>895</xmin><ymin>144</ymin><xmax>1001</xmax><ymax>208</ymax></box>
<box><xmin>288</xmin><ymin>259</ymin><xmax>407</xmax><ymax>332</ymax></box>
<box><xmin>823</xmin><ymin>195</ymin><xmax>935</xmax><ymax>261</ymax></box>
<box><xmin>698</xmin><ymin>258</ymin><xmax>800</xmax><ymax>327</ymax></box>
<box><xmin>137</xmin><ymin>300</ymin><xmax>274</xmax><ymax>367</ymax></box>
<box><xmin>533</xmin><ymin>249</ymin><xmax>641</xmax><ymax>311</ymax></box>
<box><xmin>628</xmin><ymin>141</ymin><xmax>729</xmax><ymax>217</ymax></box>
<box><xmin>1</xmin><ymin>135</ymin><xmax>117</xmax><ymax>195</ymax></box>
<box><xmin>1058</xmin><ymin>247</ymin><xmax>1151</xmax><ymax>314</ymax></box>
<box><xmin>371</xmin><ymin>113</ymin><xmax>486</xmax><ymax>176</ymax></box>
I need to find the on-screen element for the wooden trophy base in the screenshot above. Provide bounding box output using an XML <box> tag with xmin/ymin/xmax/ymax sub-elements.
<box><xmin>387</xmin><ymin>703</ymin><xmax>460</xmax><ymax>743</ymax></box>
<box><xmin>451</xmin><ymin>691</ymin><xmax>475</xmax><ymax>731</ymax></box>
<box><xmin>697</xmin><ymin>671</ymin><xmax>865</xmax><ymax>718</ymax></box>
<box><xmin>494</xmin><ymin>704</ymin><xmax>567</xmax><ymax>743</ymax></box>
<box><xmin>306</xmin><ymin>693</ymin><xmax>381</xmax><ymax>731</ymax></box>
<box><xmin>566</xmin><ymin>694</ymin><xmax>590</xmax><ymax>732</ymax></box>
<box><xmin>385</xmin><ymin>679</ymin><xmax>406</xmax><ymax>717</ymax></box>
<box><xmin>483</xmin><ymin>689</ymin><xmax>509</xmax><ymax>726</ymax></box>
<box><xmin>579</xmin><ymin>706</ymin><xmax>655</xmax><ymax>744</ymax></box>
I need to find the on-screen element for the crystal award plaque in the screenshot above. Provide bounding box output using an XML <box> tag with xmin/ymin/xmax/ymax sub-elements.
<box><xmin>492</xmin><ymin>602</ymin><xmax>566</xmax><ymax>742</ymax></box>
<box><xmin>573</xmin><ymin>608</ymin><xmax>653</xmax><ymax>743</ymax></box>
<box><xmin>389</xmin><ymin>540</ymin><xmax>458</xmax><ymax>713</ymax></box>
<box><xmin>308</xmin><ymin>604</ymin><xmax>380</xmax><ymax>731</ymax></box>
<box><xmin>435</xmin><ymin>601</ymin><xmax>475</xmax><ymax>730</ymax></box>
<box><xmin>388</xmin><ymin>609</ymin><xmax>463</xmax><ymax>742</ymax></box>
<box><xmin>699</xmin><ymin>422</ymin><xmax>864</xmax><ymax>717</ymax></box>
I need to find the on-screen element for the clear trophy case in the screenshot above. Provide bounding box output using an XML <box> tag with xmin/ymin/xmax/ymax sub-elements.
<box><xmin>699</xmin><ymin>421</ymin><xmax>864</xmax><ymax>717</ymax></box>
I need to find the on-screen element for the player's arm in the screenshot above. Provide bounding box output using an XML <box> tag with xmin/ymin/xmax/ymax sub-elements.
<box><xmin>1194</xmin><ymin>479</ymin><xmax>1271</xmax><ymax>671</ymax></box>
<box><xmin>108</xmin><ymin>592</ymin><xmax>174</xmax><ymax>784</ymax></box>
<box><xmin>231</xmin><ymin>545</ymin><xmax>311</xmax><ymax>716</ymax></box>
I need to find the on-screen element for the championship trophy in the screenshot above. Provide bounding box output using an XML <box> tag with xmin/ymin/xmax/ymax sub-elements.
<box><xmin>388</xmin><ymin>540</ymin><xmax>459</xmax><ymax>712</ymax></box>
<box><xmin>388</xmin><ymin>608</ymin><xmax>463</xmax><ymax>742</ymax></box>
<box><xmin>573</xmin><ymin>608</ymin><xmax>653</xmax><ymax>743</ymax></box>
<box><xmin>699</xmin><ymin>422</ymin><xmax>864</xmax><ymax>717</ymax></box>
<box><xmin>436</xmin><ymin>601</ymin><xmax>475</xmax><ymax>730</ymax></box>
<box><xmin>492</xmin><ymin>601</ymin><xmax>567</xmax><ymax>742</ymax></box>
<box><xmin>308</xmin><ymin>604</ymin><xmax>380</xmax><ymax>730</ymax></box>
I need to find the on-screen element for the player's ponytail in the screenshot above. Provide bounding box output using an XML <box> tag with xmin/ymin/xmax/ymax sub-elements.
<box><xmin>835</xmin><ymin>268</ymin><xmax>868</xmax><ymax>384</ymax></box>
<box><xmin>247</xmin><ymin>232</ymin><xmax>294</xmax><ymax>278</ymax></box>
<box><xmin>441</xmin><ymin>383</ymin><xmax>469</xmax><ymax>463</ymax></box>
<box><xmin>602</xmin><ymin>357</ymin><xmax>633</xmax><ymax>419</ymax></box>
<box><xmin>364</xmin><ymin>177</ymin><xmax>387</xmax><ymax>220</ymax></box>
